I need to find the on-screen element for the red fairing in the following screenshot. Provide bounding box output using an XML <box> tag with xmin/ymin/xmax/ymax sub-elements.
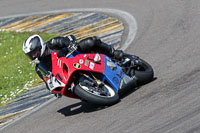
<box><xmin>51</xmin><ymin>52</ymin><xmax>105</xmax><ymax>97</ymax></box>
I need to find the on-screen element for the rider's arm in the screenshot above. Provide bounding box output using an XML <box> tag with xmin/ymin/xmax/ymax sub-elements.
<box><xmin>46</xmin><ymin>35</ymin><xmax>76</xmax><ymax>49</ymax></box>
<box><xmin>35</xmin><ymin>64</ymin><xmax>50</xmax><ymax>90</ymax></box>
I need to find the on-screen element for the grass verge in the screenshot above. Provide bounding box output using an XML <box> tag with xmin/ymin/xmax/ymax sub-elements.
<box><xmin>0</xmin><ymin>31</ymin><xmax>56</xmax><ymax>107</ymax></box>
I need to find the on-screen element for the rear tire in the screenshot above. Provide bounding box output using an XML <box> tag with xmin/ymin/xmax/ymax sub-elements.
<box><xmin>126</xmin><ymin>54</ymin><xmax>154</xmax><ymax>84</ymax></box>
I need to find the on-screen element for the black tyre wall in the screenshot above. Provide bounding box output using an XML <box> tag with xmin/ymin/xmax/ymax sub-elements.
<box><xmin>74</xmin><ymin>84</ymin><xmax>119</xmax><ymax>106</ymax></box>
<box><xmin>127</xmin><ymin>55</ymin><xmax>154</xmax><ymax>84</ymax></box>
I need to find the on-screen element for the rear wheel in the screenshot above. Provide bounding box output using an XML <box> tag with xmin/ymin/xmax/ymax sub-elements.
<box><xmin>74</xmin><ymin>77</ymin><xmax>119</xmax><ymax>105</ymax></box>
<box><xmin>126</xmin><ymin>54</ymin><xmax>154</xmax><ymax>84</ymax></box>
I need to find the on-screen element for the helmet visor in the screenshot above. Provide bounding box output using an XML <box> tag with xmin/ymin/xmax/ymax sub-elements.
<box><xmin>26</xmin><ymin>48</ymin><xmax>41</xmax><ymax>60</ymax></box>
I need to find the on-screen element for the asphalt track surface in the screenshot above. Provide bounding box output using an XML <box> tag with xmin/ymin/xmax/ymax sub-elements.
<box><xmin>1</xmin><ymin>0</ymin><xmax>200</xmax><ymax>133</ymax></box>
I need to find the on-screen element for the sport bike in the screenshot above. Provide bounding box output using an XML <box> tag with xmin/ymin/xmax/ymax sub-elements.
<box><xmin>39</xmin><ymin>43</ymin><xmax>154</xmax><ymax>105</ymax></box>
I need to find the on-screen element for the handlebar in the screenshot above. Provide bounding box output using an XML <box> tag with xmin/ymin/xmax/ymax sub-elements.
<box><xmin>65</xmin><ymin>42</ymin><xmax>78</xmax><ymax>58</ymax></box>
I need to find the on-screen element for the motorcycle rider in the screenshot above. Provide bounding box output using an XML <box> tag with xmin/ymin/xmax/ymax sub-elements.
<box><xmin>22</xmin><ymin>34</ymin><xmax>124</xmax><ymax>87</ymax></box>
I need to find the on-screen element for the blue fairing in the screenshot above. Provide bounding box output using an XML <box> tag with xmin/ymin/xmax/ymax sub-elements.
<box><xmin>103</xmin><ymin>56</ymin><xmax>125</xmax><ymax>92</ymax></box>
<box><xmin>67</xmin><ymin>51</ymin><xmax>81</xmax><ymax>58</ymax></box>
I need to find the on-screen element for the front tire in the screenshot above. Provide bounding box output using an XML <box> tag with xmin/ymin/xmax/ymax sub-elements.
<box><xmin>74</xmin><ymin>79</ymin><xmax>119</xmax><ymax>106</ymax></box>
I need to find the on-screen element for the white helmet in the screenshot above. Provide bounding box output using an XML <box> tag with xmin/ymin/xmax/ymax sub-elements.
<box><xmin>23</xmin><ymin>34</ymin><xmax>46</xmax><ymax>64</ymax></box>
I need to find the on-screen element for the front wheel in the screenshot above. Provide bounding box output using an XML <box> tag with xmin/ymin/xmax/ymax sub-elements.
<box><xmin>74</xmin><ymin>77</ymin><xmax>119</xmax><ymax>105</ymax></box>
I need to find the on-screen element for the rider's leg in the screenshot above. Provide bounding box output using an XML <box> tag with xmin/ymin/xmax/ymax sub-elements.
<box><xmin>78</xmin><ymin>36</ymin><xmax>124</xmax><ymax>59</ymax></box>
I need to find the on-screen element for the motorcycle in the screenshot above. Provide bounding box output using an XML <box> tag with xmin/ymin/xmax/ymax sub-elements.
<box><xmin>39</xmin><ymin>42</ymin><xmax>154</xmax><ymax>105</ymax></box>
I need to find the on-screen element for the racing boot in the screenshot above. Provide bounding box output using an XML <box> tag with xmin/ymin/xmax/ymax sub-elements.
<box><xmin>112</xmin><ymin>49</ymin><xmax>124</xmax><ymax>60</ymax></box>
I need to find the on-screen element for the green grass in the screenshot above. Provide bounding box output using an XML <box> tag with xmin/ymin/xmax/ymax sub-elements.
<box><xmin>0</xmin><ymin>31</ymin><xmax>56</xmax><ymax>107</ymax></box>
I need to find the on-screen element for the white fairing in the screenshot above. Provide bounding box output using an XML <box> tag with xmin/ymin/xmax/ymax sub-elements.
<box><xmin>47</xmin><ymin>77</ymin><xmax>66</xmax><ymax>91</ymax></box>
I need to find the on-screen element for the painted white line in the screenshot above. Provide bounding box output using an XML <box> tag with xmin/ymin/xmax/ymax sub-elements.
<box><xmin>0</xmin><ymin>8</ymin><xmax>137</xmax><ymax>50</ymax></box>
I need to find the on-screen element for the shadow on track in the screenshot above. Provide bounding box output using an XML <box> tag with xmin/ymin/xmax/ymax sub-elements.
<box><xmin>58</xmin><ymin>77</ymin><xmax>157</xmax><ymax>117</ymax></box>
<box><xmin>57</xmin><ymin>101</ymin><xmax>107</xmax><ymax>117</ymax></box>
